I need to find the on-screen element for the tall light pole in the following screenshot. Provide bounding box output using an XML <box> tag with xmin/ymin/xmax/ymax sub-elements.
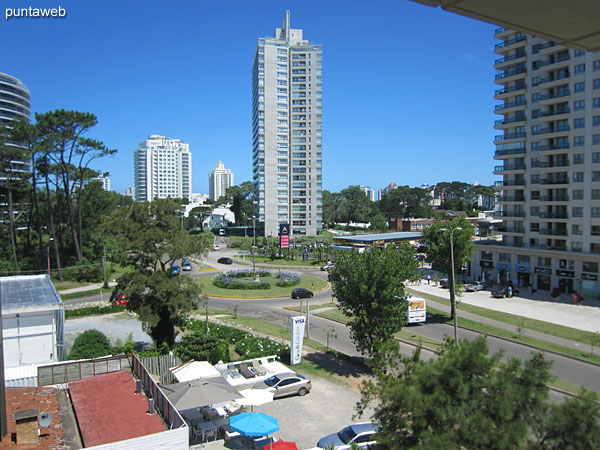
<box><xmin>252</xmin><ymin>216</ymin><xmax>257</xmax><ymax>281</ymax></box>
<box><xmin>441</xmin><ymin>226</ymin><xmax>462</xmax><ymax>343</ymax></box>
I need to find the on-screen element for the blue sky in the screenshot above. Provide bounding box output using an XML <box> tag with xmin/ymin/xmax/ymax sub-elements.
<box><xmin>1</xmin><ymin>0</ymin><xmax>498</xmax><ymax>195</ymax></box>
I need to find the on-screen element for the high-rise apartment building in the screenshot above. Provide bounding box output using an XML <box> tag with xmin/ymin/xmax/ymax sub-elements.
<box><xmin>209</xmin><ymin>160</ymin><xmax>234</xmax><ymax>201</ymax></box>
<box><xmin>252</xmin><ymin>11</ymin><xmax>323</xmax><ymax>237</ymax></box>
<box><xmin>133</xmin><ymin>135</ymin><xmax>191</xmax><ymax>202</ymax></box>
<box><xmin>0</xmin><ymin>73</ymin><xmax>31</xmax><ymax>182</ymax></box>
<box><xmin>473</xmin><ymin>28</ymin><xmax>600</xmax><ymax>299</ymax></box>
<box><xmin>89</xmin><ymin>175</ymin><xmax>110</xmax><ymax>192</ymax></box>
<box><xmin>350</xmin><ymin>185</ymin><xmax>375</xmax><ymax>201</ymax></box>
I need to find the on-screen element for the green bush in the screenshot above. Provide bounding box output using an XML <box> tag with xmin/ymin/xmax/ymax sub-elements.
<box><xmin>68</xmin><ymin>329</ymin><xmax>112</xmax><ymax>360</ymax></box>
<box><xmin>65</xmin><ymin>304</ymin><xmax>126</xmax><ymax>319</ymax></box>
<box><xmin>173</xmin><ymin>332</ymin><xmax>229</xmax><ymax>364</ymax></box>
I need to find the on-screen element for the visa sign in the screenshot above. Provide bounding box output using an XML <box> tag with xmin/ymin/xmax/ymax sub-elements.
<box><xmin>290</xmin><ymin>316</ymin><xmax>305</xmax><ymax>365</ymax></box>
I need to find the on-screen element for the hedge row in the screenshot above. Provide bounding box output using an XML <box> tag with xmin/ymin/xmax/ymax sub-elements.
<box><xmin>65</xmin><ymin>304</ymin><xmax>126</xmax><ymax>319</ymax></box>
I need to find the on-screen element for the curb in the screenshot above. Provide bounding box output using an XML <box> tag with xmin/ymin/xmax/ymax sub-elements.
<box><xmin>205</xmin><ymin>282</ymin><xmax>331</xmax><ymax>300</ymax></box>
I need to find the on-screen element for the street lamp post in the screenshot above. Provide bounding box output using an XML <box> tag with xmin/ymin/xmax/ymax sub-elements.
<box><xmin>252</xmin><ymin>216</ymin><xmax>257</xmax><ymax>281</ymax></box>
<box><xmin>441</xmin><ymin>226</ymin><xmax>462</xmax><ymax>343</ymax></box>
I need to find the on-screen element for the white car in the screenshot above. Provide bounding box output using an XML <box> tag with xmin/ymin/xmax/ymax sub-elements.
<box><xmin>317</xmin><ymin>422</ymin><xmax>380</xmax><ymax>450</ymax></box>
<box><xmin>465</xmin><ymin>281</ymin><xmax>485</xmax><ymax>292</ymax></box>
<box><xmin>212</xmin><ymin>244</ymin><xmax>220</xmax><ymax>251</ymax></box>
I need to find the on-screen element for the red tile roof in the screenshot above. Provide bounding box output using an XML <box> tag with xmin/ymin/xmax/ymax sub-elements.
<box><xmin>69</xmin><ymin>371</ymin><xmax>165</xmax><ymax>447</ymax></box>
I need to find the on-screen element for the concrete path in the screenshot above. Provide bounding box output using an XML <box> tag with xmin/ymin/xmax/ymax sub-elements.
<box><xmin>409</xmin><ymin>283</ymin><xmax>600</xmax><ymax>334</ymax></box>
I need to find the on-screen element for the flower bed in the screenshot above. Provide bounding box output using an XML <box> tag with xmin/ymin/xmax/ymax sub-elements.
<box><xmin>275</xmin><ymin>272</ymin><xmax>301</xmax><ymax>287</ymax></box>
<box><xmin>213</xmin><ymin>270</ymin><xmax>272</xmax><ymax>290</ymax></box>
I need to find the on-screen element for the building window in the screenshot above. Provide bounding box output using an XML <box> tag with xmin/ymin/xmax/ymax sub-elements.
<box><xmin>573</xmin><ymin>153</ymin><xmax>585</xmax><ymax>164</ymax></box>
<box><xmin>595</xmin><ymin>98</ymin><xmax>600</xmax><ymax>108</ymax></box>
<box><xmin>573</xmin><ymin>172</ymin><xmax>584</xmax><ymax>182</ymax></box>
<box><xmin>575</xmin><ymin>63</ymin><xmax>586</xmax><ymax>74</ymax></box>
<box><xmin>572</xmin><ymin>206</ymin><xmax>583</xmax><ymax>217</ymax></box>
<box><xmin>593</xmin><ymin>189</ymin><xmax>600</xmax><ymax>199</ymax></box>
<box><xmin>573</xmin><ymin>189</ymin><xmax>584</xmax><ymax>199</ymax></box>
<box><xmin>595</xmin><ymin>79</ymin><xmax>600</xmax><ymax>90</ymax></box>
<box><xmin>574</xmin><ymin>118</ymin><xmax>585</xmax><ymax>128</ymax></box>
<box><xmin>594</xmin><ymin>116</ymin><xmax>600</xmax><ymax>126</ymax></box>
<box><xmin>537</xmin><ymin>257</ymin><xmax>551</xmax><ymax>267</ymax></box>
<box><xmin>594</xmin><ymin>135</ymin><xmax>600</xmax><ymax>145</ymax></box>
<box><xmin>593</xmin><ymin>207</ymin><xmax>600</xmax><ymax>217</ymax></box>
<box><xmin>592</xmin><ymin>226</ymin><xmax>600</xmax><ymax>236</ymax></box>
<box><xmin>575</xmin><ymin>82</ymin><xmax>586</xmax><ymax>92</ymax></box>
<box><xmin>593</xmin><ymin>152</ymin><xmax>600</xmax><ymax>163</ymax></box>
<box><xmin>593</xmin><ymin>171</ymin><xmax>600</xmax><ymax>181</ymax></box>
<box><xmin>572</xmin><ymin>242</ymin><xmax>583</xmax><ymax>252</ymax></box>
<box><xmin>574</xmin><ymin>100</ymin><xmax>585</xmax><ymax>111</ymax></box>
<box><xmin>572</xmin><ymin>224</ymin><xmax>582</xmax><ymax>235</ymax></box>
<box><xmin>593</xmin><ymin>243</ymin><xmax>600</xmax><ymax>254</ymax></box>
<box><xmin>574</xmin><ymin>49</ymin><xmax>586</xmax><ymax>57</ymax></box>
<box><xmin>595</xmin><ymin>60</ymin><xmax>600</xmax><ymax>71</ymax></box>
<box><xmin>574</xmin><ymin>136</ymin><xmax>585</xmax><ymax>147</ymax></box>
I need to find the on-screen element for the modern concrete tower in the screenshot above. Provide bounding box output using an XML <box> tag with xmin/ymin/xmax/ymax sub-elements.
<box><xmin>209</xmin><ymin>160</ymin><xmax>234</xmax><ymax>201</ymax></box>
<box><xmin>133</xmin><ymin>135</ymin><xmax>191</xmax><ymax>202</ymax></box>
<box><xmin>252</xmin><ymin>11</ymin><xmax>323</xmax><ymax>237</ymax></box>
<box><xmin>472</xmin><ymin>28</ymin><xmax>600</xmax><ymax>299</ymax></box>
<box><xmin>0</xmin><ymin>73</ymin><xmax>31</xmax><ymax>181</ymax></box>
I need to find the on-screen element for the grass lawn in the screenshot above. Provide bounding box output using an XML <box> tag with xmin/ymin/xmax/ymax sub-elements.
<box><xmin>407</xmin><ymin>288</ymin><xmax>600</xmax><ymax>347</ymax></box>
<box><xmin>196</xmin><ymin>274</ymin><xmax>328</xmax><ymax>298</ymax></box>
<box><xmin>236</xmin><ymin>255</ymin><xmax>324</xmax><ymax>267</ymax></box>
<box><xmin>61</xmin><ymin>288</ymin><xmax>113</xmax><ymax>300</ymax></box>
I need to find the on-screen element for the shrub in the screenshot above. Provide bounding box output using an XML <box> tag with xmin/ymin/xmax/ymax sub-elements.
<box><xmin>68</xmin><ymin>329</ymin><xmax>112</xmax><ymax>360</ymax></box>
<box><xmin>65</xmin><ymin>304</ymin><xmax>126</xmax><ymax>319</ymax></box>
<box><xmin>174</xmin><ymin>332</ymin><xmax>229</xmax><ymax>364</ymax></box>
<box><xmin>224</xmin><ymin>269</ymin><xmax>272</xmax><ymax>278</ymax></box>
<box><xmin>213</xmin><ymin>273</ymin><xmax>272</xmax><ymax>290</ymax></box>
<box><xmin>275</xmin><ymin>272</ymin><xmax>300</xmax><ymax>287</ymax></box>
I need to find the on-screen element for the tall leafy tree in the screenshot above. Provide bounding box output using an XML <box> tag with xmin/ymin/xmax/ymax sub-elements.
<box><xmin>338</xmin><ymin>186</ymin><xmax>373</xmax><ymax>224</ymax></box>
<box><xmin>101</xmin><ymin>198</ymin><xmax>209</xmax><ymax>347</ymax></box>
<box><xmin>321</xmin><ymin>190</ymin><xmax>342</xmax><ymax>226</ymax></box>
<box><xmin>358</xmin><ymin>337</ymin><xmax>561</xmax><ymax>449</ymax></box>
<box><xmin>424</xmin><ymin>217</ymin><xmax>475</xmax><ymax>320</ymax></box>
<box><xmin>216</xmin><ymin>181</ymin><xmax>253</xmax><ymax>226</ymax></box>
<box><xmin>328</xmin><ymin>244</ymin><xmax>418</xmax><ymax>355</ymax></box>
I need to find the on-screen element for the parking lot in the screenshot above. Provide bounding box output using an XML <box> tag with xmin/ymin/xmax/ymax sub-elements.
<box><xmin>251</xmin><ymin>375</ymin><xmax>375</xmax><ymax>449</ymax></box>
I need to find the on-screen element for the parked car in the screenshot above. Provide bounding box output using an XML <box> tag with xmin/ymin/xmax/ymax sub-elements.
<box><xmin>465</xmin><ymin>281</ymin><xmax>485</xmax><ymax>292</ymax></box>
<box><xmin>171</xmin><ymin>265</ymin><xmax>180</xmax><ymax>276</ymax></box>
<box><xmin>317</xmin><ymin>422</ymin><xmax>380</xmax><ymax>450</ymax></box>
<box><xmin>252</xmin><ymin>372</ymin><xmax>311</xmax><ymax>398</ymax></box>
<box><xmin>115</xmin><ymin>294</ymin><xmax>128</xmax><ymax>306</ymax></box>
<box><xmin>291</xmin><ymin>288</ymin><xmax>313</xmax><ymax>299</ymax></box>
<box><xmin>212</xmin><ymin>244</ymin><xmax>220</xmax><ymax>251</ymax></box>
<box><xmin>182</xmin><ymin>262</ymin><xmax>192</xmax><ymax>271</ymax></box>
<box><xmin>439</xmin><ymin>278</ymin><xmax>449</xmax><ymax>288</ymax></box>
<box><xmin>414</xmin><ymin>254</ymin><xmax>426</xmax><ymax>262</ymax></box>
<box><xmin>182</xmin><ymin>257</ymin><xmax>190</xmax><ymax>265</ymax></box>
<box><xmin>320</xmin><ymin>262</ymin><xmax>335</xmax><ymax>271</ymax></box>
<box><xmin>491</xmin><ymin>286</ymin><xmax>519</xmax><ymax>298</ymax></box>
<box><xmin>217</xmin><ymin>257</ymin><xmax>233</xmax><ymax>264</ymax></box>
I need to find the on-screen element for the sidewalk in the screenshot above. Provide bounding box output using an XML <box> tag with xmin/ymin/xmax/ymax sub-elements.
<box><xmin>409</xmin><ymin>283</ymin><xmax>600</xmax><ymax>334</ymax></box>
<box><xmin>58</xmin><ymin>281</ymin><xmax>116</xmax><ymax>295</ymax></box>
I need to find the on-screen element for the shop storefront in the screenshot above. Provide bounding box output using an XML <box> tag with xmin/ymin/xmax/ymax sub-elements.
<box><xmin>581</xmin><ymin>273</ymin><xmax>598</xmax><ymax>299</ymax></box>
<box><xmin>480</xmin><ymin>260</ymin><xmax>494</xmax><ymax>284</ymax></box>
<box><xmin>497</xmin><ymin>262</ymin><xmax>512</xmax><ymax>284</ymax></box>
<box><xmin>556</xmin><ymin>269</ymin><xmax>574</xmax><ymax>294</ymax></box>
<box><xmin>534</xmin><ymin>267</ymin><xmax>551</xmax><ymax>291</ymax></box>
<box><xmin>516</xmin><ymin>264</ymin><xmax>531</xmax><ymax>288</ymax></box>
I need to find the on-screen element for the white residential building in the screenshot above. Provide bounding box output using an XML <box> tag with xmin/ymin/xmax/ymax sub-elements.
<box><xmin>473</xmin><ymin>28</ymin><xmax>600</xmax><ymax>299</ymax></box>
<box><xmin>252</xmin><ymin>11</ymin><xmax>323</xmax><ymax>237</ymax></box>
<box><xmin>209</xmin><ymin>160</ymin><xmax>234</xmax><ymax>201</ymax></box>
<box><xmin>133</xmin><ymin>135</ymin><xmax>191</xmax><ymax>202</ymax></box>
<box><xmin>350</xmin><ymin>185</ymin><xmax>375</xmax><ymax>201</ymax></box>
<box><xmin>89</xmin><ymin>175</ymin><xmax>110</xmax><ymax>191</ymax></box>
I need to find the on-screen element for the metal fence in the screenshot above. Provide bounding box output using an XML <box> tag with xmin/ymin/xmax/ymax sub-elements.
<box><xmin>140</xmin><ymin>353</ymin><xmax>182</xmax><ymax>385</ymax></box>
<box><xmin>37</xmin><ymin>354</ymin><xmax>132</xmax><ymax>386</ymax></box>
<box><xmin>131</xmin><ymin>354</ymin><xmax>185</xmax><ymax>430</ymax></box>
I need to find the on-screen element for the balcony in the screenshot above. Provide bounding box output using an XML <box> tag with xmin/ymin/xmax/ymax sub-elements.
<box><xmin>539</xmin><ymin>195</ymin><xmax>569</xmax><ymax>202</ymax></box>
<box><xmin>537</xmin><ymin>90</ymin><xmax>571</xmax><ymax>102</ymax></box>
<box><xmin>495</xmin><ymin>67</ymin><xmax>527</xmax><ymax>80</ymax></box>
<box><xmin>495</xmin><ymin>35</ymin><xmax>527</xmax><ymax>50</ymax></box>
<box><xmin>494</xmin><ymin>147</ymin><xmax>526</xmax><ymax>157</ymax></box>
<box><xmin>494</xmin><ymin>164</ymin><xmax>526</xmax><ymax>172</ymax></box>
<box><xmin>494</xmin><ymin>180</ymin><xmax>526</xmax><ymax>187</ymax></box>
<box><xmin>495</xmin><ymin>84</ymin><xmax>527</xmax><ymax>98</ymax></box>
<box><xmin>496</xmin><ymin>195</ymin><xmax>525</xmax><ymax>202</ymax></box>
<box><xmin>495</xmin><ymin>27</ymin><xmax>507</xmax><ymax>35</ymax></box>
<box><xmin>539</xmin><ymin>212</ymin><xmax>568</xmax><ymax>219</ymax></box>
<box><xmin>532</xmin><ymin>73</ymin><xmax>570</xmax><ymax>87</ymax></box>
<box><xmin>495</xmin><ymin>52</ymin><xmax>527</xmax><ymax>67</ymax></box>
<box><xmin>532</xmin><ymin>125</ymin><xmax>570</xmax><ymax>136</ymax></box>
<box><xmin>533</xmin><ymin>143</ymin><xmax>570</xmax><ymax>152</ymax></box>
<box><xmin>540</xmin><ymin>177</ymin><xmax>569</xmax><ymax>185</ymax></box>
<box><xmin>494</xmin><ymin>132</ymin><xmax>526</xmax><ymax>141</ymax></box>
<box><xmin>495</xmin><ymin>100</ymin><xmax>526</xmax><ymax>111</ymax></box>
<box><xmin>537</xmin><ymin>108</ymin><xmax>570</xmax><ymax>118</ymax></box>
<box><xmin>538</xmin><ymin>229</ymin><xmax>568</xmax><ymax>236</ymax></box>
<box><xmin>494</xmin><ymin>210</ymin><xmax>526</xmax><ymax>218</ymax></box>
<box><xmin>532</xmin><ymin>41</ymin><xmax>558</xmax><ymax>54</ymax></box>
<box><xmin>496</xmin><ymin>226</ymin><xmax>526</xmax><ymax>233</ymax></box>
<box><xmin>533</xmin><ymin>54</ymin><xmax>570</xmax><ymax>70</ymax></box>
<box><xmin>531</xmin><ymin>161</ymin><xmax>570</xmax><ymax>168</ymax></box>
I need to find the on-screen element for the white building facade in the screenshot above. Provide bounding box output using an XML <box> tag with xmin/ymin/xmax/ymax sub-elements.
<box><xmin>209</xmin><ymin>160</ymin><xmax>234</xmax><ymax>201</ymax></box>
<box><xmin>133</xmin><ymin>135</ymin><xmax>191</xmax><ymax>202</ymax></box>
<box><xmin>252</xmin><ymin>11</ymin><xmax>323</xmax><ymax>237</ymax></box>
<box><xmin>90</xmin><ymin>175</ymin><xmax>110</xmax><ymax>191</ymax></box>
<box><xmin>473</xmin><ymin>28</ymin><xmax>600</xmax><ymax>299</ymax></box>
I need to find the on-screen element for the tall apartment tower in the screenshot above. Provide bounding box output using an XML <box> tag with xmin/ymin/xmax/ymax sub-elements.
<box><xmin>133</xmin><ymin>135</ymin><xmax>191</xmax><ymax>202</ymax></box>
<box><xmin>0</xmin><ymin>73</ymin><xmax>31</xmax><ymax>182</ymax></box>
<box><xmin>472</xmin><ymin>28</ymin><xmax>600</xmax><ymax>299</ymax></box>
<box><xmin>252</xmin><ymin>11</ymin><xmax>323</xmax><ymax>237</ymax></box>
<box><xmin>209</xmin><ymin>160</ymin><xmax>234</xmax><ymax>201</ymax></box>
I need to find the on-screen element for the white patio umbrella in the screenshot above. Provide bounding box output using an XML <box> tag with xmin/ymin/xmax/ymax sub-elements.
<box><xmin>236</xmin><ymin>389</ymin><xmax>274</xmax><ymax>412</ymax></box>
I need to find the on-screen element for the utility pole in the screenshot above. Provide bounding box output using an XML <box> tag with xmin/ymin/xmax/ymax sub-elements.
<box><xmin>102</xmin><ymin>246</ymin><xmax>108</xmax><ymax>288</ymax></box>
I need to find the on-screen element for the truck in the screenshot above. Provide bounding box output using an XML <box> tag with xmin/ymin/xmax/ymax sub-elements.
<box><xmin>405</xmin><ymin>295</ymin><xmax>427</xmax><ymax>324</ymax></box>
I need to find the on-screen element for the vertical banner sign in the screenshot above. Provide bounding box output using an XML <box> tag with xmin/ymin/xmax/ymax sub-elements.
<box><xmin>290</xmin><ymin>316</ymin><xmax>306</xmax><ymax>365</ymax></box>
<box><xmin>279</xmin><ymin>223</ymin><xmax>290</xmax><ymax>249</ymax></box>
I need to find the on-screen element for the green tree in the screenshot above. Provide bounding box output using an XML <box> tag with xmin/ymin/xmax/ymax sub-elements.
<box><xmin>328</xmin><ymin>244</ymin><xmax>418</xmax><ymax>355</ymax></box>
<box><xmin>174</xmin><ymin>332</ymin><xmax>229</xmax><ymax>364</ymax></box>
<box><xmin>321</xmin><ymin>190</ymin><xmax>342</xmax><ymax>226</ymax></box>
<box><xmin>216</xmin><ymin>181</ymin><xmax>253</xmax><ymax>226</ymax></box>
<box><xmin>338</xmin><ymin>186</ymin><xmax>373</xmax><ymax>224</ymax></box>
<box><xmin>101</xmin><ymin>198</ymin><xmax>209</xmax><ymax>347</ymax></box>
<box><xmin>358</xmin><ymin>337</ymin><xmax>554</xmax><ymax>450</ymax></box>
<box><xmin>424</xmin><ymin>217</ymin><xmax>475</xmax><ymax>320</ymax></box>
<box><xmin>68</xmin><ymin>329</ymin><xmax>112</xmax><ymax>360</ymax></box>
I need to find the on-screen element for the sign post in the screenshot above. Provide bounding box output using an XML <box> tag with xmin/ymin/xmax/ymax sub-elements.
<box><xmin>290</xmin><ymin>316</ymin><xmax>306</xmax><ymax>365</ymax></box>
<box><xmin>279</xmin><ymin>223</ymin><xmax>290</xmax><ymax>251</ymax></box>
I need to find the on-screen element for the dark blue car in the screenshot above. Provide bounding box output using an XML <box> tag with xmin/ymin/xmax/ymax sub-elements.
<box><xmin>171</xmin><ymin>265</ymin><xmax>180</xmax><ymax>276</ymax></box>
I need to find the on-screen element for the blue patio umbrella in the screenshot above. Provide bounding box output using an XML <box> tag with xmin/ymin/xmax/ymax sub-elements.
<box><xmin>229</xmin><ymin>412</ymin><xmax>279</xmax><ymax>437</ymax></box>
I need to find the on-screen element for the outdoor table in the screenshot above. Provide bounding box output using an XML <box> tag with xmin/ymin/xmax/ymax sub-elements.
<box><xmin>196</xmin><ymin>421</ymin><xmax>217</xmax><ymax>442</ymax></box>
<box><xmin>253</xmin><ymin>436</ymin><xmax>274</xmax><ymax>450</ymax></box>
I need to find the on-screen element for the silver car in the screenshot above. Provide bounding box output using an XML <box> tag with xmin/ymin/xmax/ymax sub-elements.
<box><xmin>317</xmin><ymin>422</ymin><xmax>380</xmax><ymax>449</ymax></box>
<box><xmin>252</xmin><ymin>372</ymin><xmax>311</xmax><ymax>398</ymax></box>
